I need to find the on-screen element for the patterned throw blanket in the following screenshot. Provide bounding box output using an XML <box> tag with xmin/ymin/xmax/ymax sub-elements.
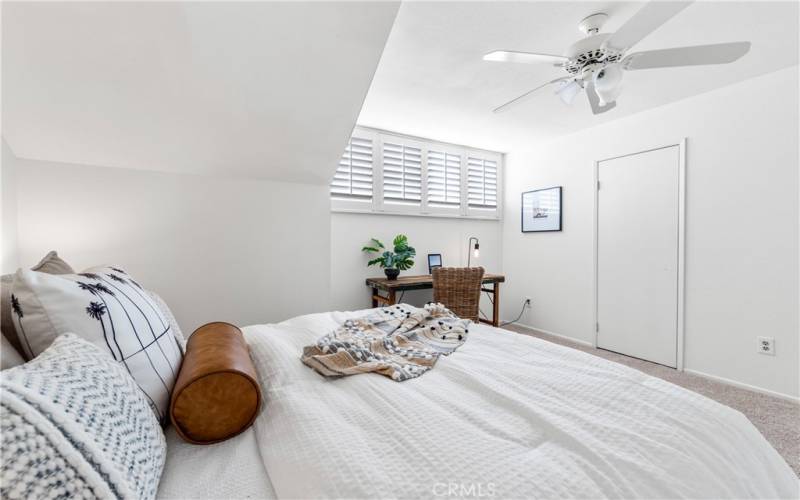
<box><xmin>302</xmin><ymin>303</ymin><xmax>471</xmax><ymax>381</ymax></box>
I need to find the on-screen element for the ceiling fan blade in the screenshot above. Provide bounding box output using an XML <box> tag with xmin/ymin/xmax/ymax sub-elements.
<box><xmin>493</xmin><ymin>77</ymin><xmax>570</xmax><ymax>113</ymax></box>
<box><xmin>622</xmin><ymin>41</ymin><xmax>751</xmax><ymax>70</ymax></box>
<box><xmin>556</xmin><ymin>80</ymin><xmax>582</xmax><ymax>105</ymax></box>
<box><xmin>585</xmin><ymin>80</ymin><xmax>616</xmax><ymax>115</ymax></box>
<box><xmin>603</xmin><ymin>1</ymin><xmax>693</xmax><ymax>52</ymax></box>
<box><xmin>484</xmin><ymin>50</ymin><xmax>568</xmax><ymax>65</ymax></box>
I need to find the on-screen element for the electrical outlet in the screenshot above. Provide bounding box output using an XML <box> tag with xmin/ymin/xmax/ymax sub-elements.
<box><xmin>757</xmin><ymin>336</ymin><xmax>775</xmax><ymax>356</ymax></box>
<box><xmin>524</xmin><ymin>297</ymin><xmax>532</xmax><ymax>307</ymax></box>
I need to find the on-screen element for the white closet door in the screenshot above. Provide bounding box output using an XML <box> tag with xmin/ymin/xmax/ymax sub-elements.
<box><xmin>597</xmin><ymin>146</ymin><xmax>679</xmax><ymax>367</ymax></box>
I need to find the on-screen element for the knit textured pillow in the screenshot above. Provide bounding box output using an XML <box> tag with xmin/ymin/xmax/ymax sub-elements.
<box><xmin>0</xmin><ymin>333</ymin><xmax>166</xmax><ymax>499</ymax></box>
<box><xmin>9</xmin><ymin>266</ymin><xmax>182</xmax><ymax>423</ymax></box>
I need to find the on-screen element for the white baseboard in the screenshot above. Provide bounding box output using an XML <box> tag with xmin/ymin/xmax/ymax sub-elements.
<box><xmin>506</xmin><ymin>322</ymin><xmax>800</xmax><ymax>404</ymax></box>
<box><xmin>507</xmin><ymin>322</ymin><xmax>595</xmax><ymax>348</ymax></box>
<box><xmin>683</xmin><ymin>369</ymin><xmax>800</xmax><ymax>404</ymax></box>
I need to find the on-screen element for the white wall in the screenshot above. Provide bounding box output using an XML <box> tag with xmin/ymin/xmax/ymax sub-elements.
<box><xmin>1</xmin><ymin>140</ymin><xmax>20</xmax><ymax>274</ymax></box>
<box><xmin>331</xmin><ymin>212</ymin><xmax>502</xmax><ymax>313</ymax></box>
<box><xmin>9</xmin><ymin>156</ymin><xmax>505</xmax><ymax>331</ymax></box>
<box><xmin>502</xmin><ymin>66</ymin><xmax>799</xmax><ymax>399</ymax></box>
<box><xmin>12</xmin><ymin>158</ymin><xmax>331</xmax><ymax>333</ymax></box>
<box><xmin>3</xmin><ymin>1</ymin><xmax>399</xmax><ymax>183</ymax></box>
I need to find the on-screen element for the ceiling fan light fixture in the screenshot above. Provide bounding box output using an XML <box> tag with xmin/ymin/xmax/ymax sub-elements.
<box><xmin>593</xmin><ymin>64</ymin><xmax>623</xmax><ymax>106</ymax></box>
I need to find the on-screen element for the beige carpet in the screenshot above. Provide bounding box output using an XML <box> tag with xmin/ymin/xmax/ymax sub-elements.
<box><xmin>502</xmin><ymin>324</ymin><xmax>800</xmax><ymax>477</ymax></box>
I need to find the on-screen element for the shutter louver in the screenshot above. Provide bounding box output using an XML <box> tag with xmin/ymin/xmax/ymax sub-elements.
<box><xmin>427</xmin><ymin>150</ymin><xmax>461</xmax><ymax>206</ymax></box>
<box><xmin>383</xmin><ymin>142</ymin><xmax>422</xmax><ymax>205</ymax></box>
<box><xmin>467</xmin><ymin>156</ymin><xmax>498</xmax><ymax>209</ymax></box>
<box><xmin>330</xmin><ymin>137</ymin><xmax>373</xmax><ymax>201</ymax></box>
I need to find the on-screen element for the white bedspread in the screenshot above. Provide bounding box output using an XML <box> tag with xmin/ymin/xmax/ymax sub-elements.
<box><xmin>157</xmin><ymin>426</ymin><xmax>276</xmax><ymax>499</ymax></box>
<box><xmin>238</xmin><ymin>310</ymin><xmax>797</xmax><ymax>499</ymax></box>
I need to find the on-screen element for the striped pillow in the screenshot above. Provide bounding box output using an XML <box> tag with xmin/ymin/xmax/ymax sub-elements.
<box><xmin>9</xmin><ymin>266</ymin><xmax>182</xmax><ymax>423</ymax></box>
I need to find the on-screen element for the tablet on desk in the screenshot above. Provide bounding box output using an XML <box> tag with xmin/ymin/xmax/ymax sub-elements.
<box><xmin>428</xmin><ymin>254</ymin><xmax>442</xmax><ymax>274</ymax></box>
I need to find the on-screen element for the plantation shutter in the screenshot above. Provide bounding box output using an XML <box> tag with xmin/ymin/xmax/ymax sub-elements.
<box><xmin>467</xmin><ymin>156</ymin><xmax>498</xmax><ymax>209</ymax></box>
<box><xmin>382</xmin><ymin>142</ymin><xmax>422</xmax><ymax>204</ymax></box>
<box><xmin>330</xmin><ymin>136</ymin><xmax>373</xmax><ymax>200</ymax></box>
<box><xmin>427</xmin><ymin>150</ymin><xmax>461</xmax><ymax>206</ymax></box>
<box><xmin>331</xmin><ymin>127</ymin><xmax>502</xmax><ymax>218</ymax></box>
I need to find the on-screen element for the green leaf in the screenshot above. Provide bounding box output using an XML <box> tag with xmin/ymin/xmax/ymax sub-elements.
<box><xmin>392</xmin><ymin>234</ymin><xmax>408</xmax><ymax>252</ymax></box>
<box><xmin>361</xmin><ymin>246</ymin><xmax>380</xmax><ymax>253</ymax></box>
<box><xmin>367</xmin><ymin>257</ymin><xmax>384</xmax><ymax>268</ymax></box>
<box><xmin>370</xmin><ymin>238</ymin><xmax>385</xmax><ymax>249</ymax></box>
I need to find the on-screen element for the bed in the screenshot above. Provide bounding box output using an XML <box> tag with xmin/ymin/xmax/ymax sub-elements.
<box><xmin>158</xmin><ymin>427</ymin><xmax>276</xmax><ymax>499</ymax></box>
<box><xmin>158</xmin><ymin>309</ymin><xmax>798</xmax><ymax>499</ymax></box>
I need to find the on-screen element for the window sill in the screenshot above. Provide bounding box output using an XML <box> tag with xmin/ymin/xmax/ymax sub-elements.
<box><xmin>331</xmin><ymin>207</ymin><xmax>501</xmax><ymax>221</ymax></box>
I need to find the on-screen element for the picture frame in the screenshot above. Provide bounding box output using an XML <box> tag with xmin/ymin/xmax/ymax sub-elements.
<box><xmin>427</xmin><ymin>253</ymin><xmax>442</xmax><ymax>274</ymax></box>
<box><xmin>521</xmin><ymin>186</ymin><xmax>562</xmax><ymax>232</ymax></box>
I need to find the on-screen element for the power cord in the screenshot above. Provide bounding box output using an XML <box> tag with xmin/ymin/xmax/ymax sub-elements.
<box><xmin>479</xmin><ymin>292</ymin><xmax>530</xmax><ymax>327</ymax></box>
<box><xmin>499</xmin><ymin>299</ymin><xmax>529</xmax><ymax>327</ymax></box>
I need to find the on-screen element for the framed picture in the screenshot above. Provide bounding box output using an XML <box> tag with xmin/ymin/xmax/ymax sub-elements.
<box><xmin>521</xmin><ymin>187</ymin><xmax>562</xmax><ymax>232</ymax></box>
<box><xmin>427</xmin><ymin>254</ymin><xmax>442</xmax><ymax>274</ymax></box>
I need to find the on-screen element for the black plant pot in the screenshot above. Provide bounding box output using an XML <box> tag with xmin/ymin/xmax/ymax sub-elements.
<box><xmin>384</xmin><ymin>268</ymin><xmax>400</xmax><ymax>280</ymax></box>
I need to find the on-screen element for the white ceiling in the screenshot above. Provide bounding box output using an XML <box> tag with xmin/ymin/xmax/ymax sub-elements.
<box><xmin>358</xmin><ymin>1</ymin><xmax>799</xmax><ymax>152</ymax></box>
<box><xmin>2</xmin><ymin>1</ymin><xmax>399</xmax><ymax>183</ymax></box>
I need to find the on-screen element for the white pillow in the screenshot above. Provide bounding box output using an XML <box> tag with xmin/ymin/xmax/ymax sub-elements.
<box><xmin>1</xmin><ymin>333</ymin><xmax>166</xmax><ymax>499</ymax></box>
<box><xmin>1</xmin><ymin>335</ymin><xmax>25</xmax><ymax>370</ymax></box>
<box><xmin>147</xmin><ymin>290</ymin><xmax>186</xmax><ymax>353</ymax></box>
<box><xmin>10</xmin><ymin>266</ymin><xmax>182</xmax><ymax>422</ymax></box>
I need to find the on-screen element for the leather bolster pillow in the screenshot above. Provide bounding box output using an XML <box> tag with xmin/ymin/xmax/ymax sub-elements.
<box><xmin>170</xmin><ymin>322</ymin><xmax>261</xmax><ymax>444</ymax></box>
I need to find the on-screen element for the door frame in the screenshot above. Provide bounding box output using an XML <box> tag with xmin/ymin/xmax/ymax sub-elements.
<box><xmin>592</xmin><ymin>139</ymin><xmax>687</xmax><ymax>370</ymax></box>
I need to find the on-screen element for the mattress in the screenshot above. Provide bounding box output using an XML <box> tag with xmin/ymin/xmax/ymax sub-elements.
<box><xmin>240</xmin><ymin>309</ymin><xmax>798</xmax><ymax>499</ymax></box>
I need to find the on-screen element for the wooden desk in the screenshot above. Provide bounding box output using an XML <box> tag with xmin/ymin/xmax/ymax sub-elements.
<box><xmin>365</xmin><ymin>274</ymin><xmax>506</xmax><ymax>327</ymax></box>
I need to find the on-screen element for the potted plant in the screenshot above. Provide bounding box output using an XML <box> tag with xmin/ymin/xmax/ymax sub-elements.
<box><xmin>362</xmin><ymin>234</ymin><xmax>416</xmax><ymax>280</ymax></box>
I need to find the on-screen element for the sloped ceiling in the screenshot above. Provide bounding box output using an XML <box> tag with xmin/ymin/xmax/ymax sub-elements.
<box><xmin>2</xmin><ymin>1</ymin><xmax>399</xmax><ymax>183</ymax></box>
<box><xmin>358</xmin><ymin>1</ymin><xmax>799</xmax><ymax>152</ymax></box>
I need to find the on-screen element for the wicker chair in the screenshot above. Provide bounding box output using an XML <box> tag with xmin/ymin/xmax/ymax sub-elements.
<box><xmin>432</xmin><ymin>267</ymin><xmax>485</xmax><ymax>322</ymax></box>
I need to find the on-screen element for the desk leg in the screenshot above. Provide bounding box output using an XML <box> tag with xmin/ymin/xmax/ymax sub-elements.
<box><xmin>492</xmin><ymin>283</ymin><xmax>500</xmax><ymax>327</ymax></box>
<box><xmin>371</xmin><ymin>288</ymin><xmax>397</xmax><ymax>308</ymax></box>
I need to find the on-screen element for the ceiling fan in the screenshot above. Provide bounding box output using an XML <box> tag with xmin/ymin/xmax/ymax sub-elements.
<box><xmin>484</xmin><ymin>1</ymin><xmax>751</xmax><ymax>115</ymax></box>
